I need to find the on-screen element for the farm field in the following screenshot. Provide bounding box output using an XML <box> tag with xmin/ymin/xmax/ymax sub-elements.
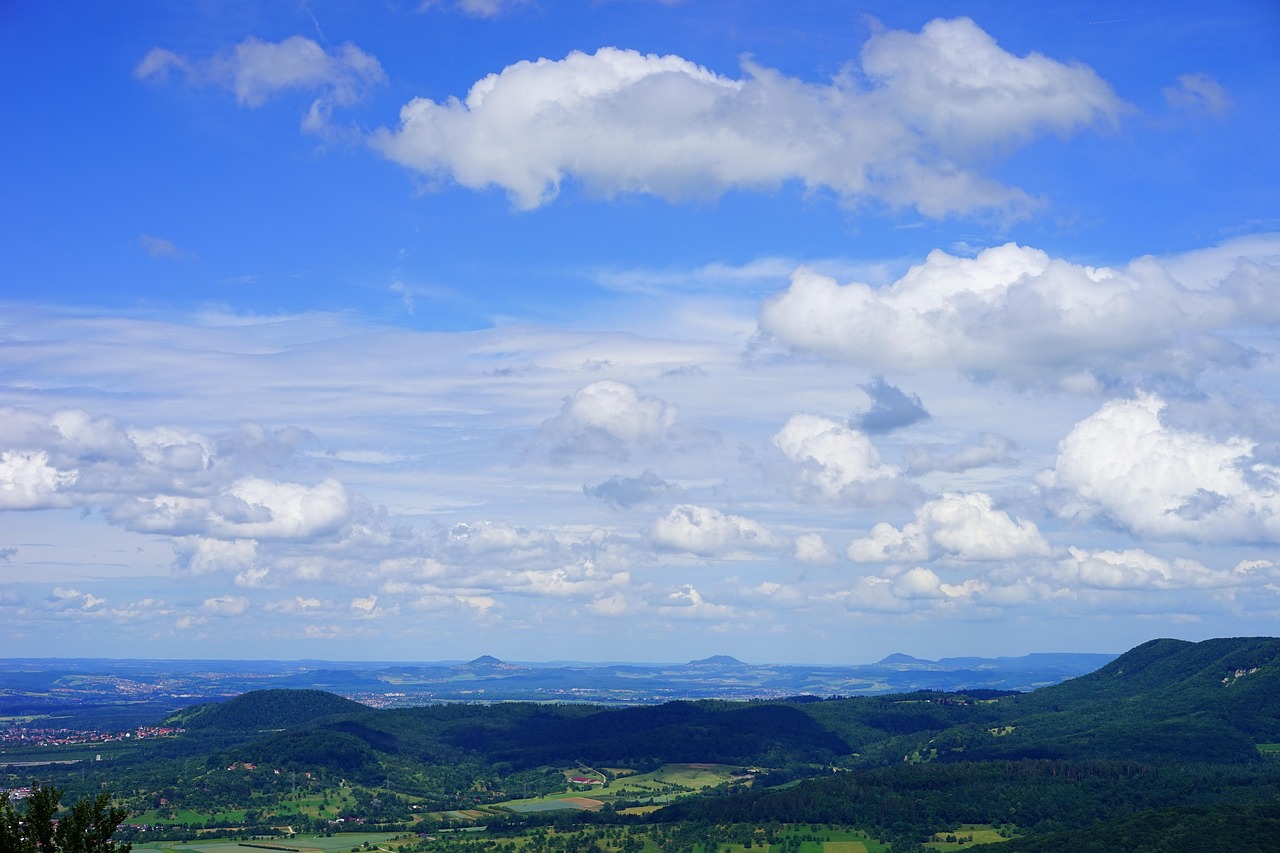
<box><xmin>819</xmin><ymin>842</ymin><xmax>868</xmax><ymax>853</ymax></box>
<box><xmin>134</xmin><ymin>832</ymin><xmax>406</xmax><ymax>853</ymax></box>
<box><xmin>924</xmin><ymin>824</ymin><xmax>1012</xmax><ymax>849</ymax></box>
<box><xmin>486</xmin><ymin>764</ymin><xmax>747</xmax><ymax>816</ymax></box>
<box><xmin>127</xmin><ymin>823</ymin><xmax>893</xmax><ymax>853</ymax></box>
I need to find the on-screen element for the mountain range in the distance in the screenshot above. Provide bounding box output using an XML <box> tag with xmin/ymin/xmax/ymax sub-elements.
<box><xmin>0</xmin><ymin>648</ymin><xmax>1118</xmax><ymax>727</ymax></box>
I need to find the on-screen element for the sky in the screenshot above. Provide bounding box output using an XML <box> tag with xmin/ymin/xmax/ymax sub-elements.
<box><xmin>2</xmin><ymin>0</ymin><xmax>1280</xmax><ymax>664</ymax></box>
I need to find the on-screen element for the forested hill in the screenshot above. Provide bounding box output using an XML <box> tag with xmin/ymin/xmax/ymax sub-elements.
<box><xmin>166</xmin><ymin>688</ymin><xmax>366</xmax><ymax>732</ymax></box>
<box><xmin>936</xmin><ymin>634</ymin><xmax>1280</xmax><ymax>763</ymax></box>
<box><xmin>221</xmin><ymin>699</ymin><xmax>856</xmax><ymax>780</ymax></box>
<box><xmin>1033</xmin><ymin>635</ymin><xmax>1280</xmax><ymax>703</ymax></box>
<box><xmin>656</xmin><ymin>636</ymin><xmax>1280</xmax><ymax>844</ymax></box>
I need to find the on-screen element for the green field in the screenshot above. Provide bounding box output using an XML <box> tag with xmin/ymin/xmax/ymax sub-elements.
<box><xmin>131</xmin><ymin>786</ymin><xmax>361</xmax><ymax>827</ymax></box>
<box><xmin>924</xmin><ymin>824</ymin><xmax>1012</xmax><ymax>849</ymax></box>
<box><xmin>491</xmin><ymin>763</ymin><xmax>745</xmax><ymax>815</ymax></box>
<box><xmin>126</xmin><ymin>826</ymin><xmax>895</xmax><ymax>853</ymax></box>
<box><xmin>133</xmin><ymin>832</ymin><xmax>405</xmax><ymax>853</ymax></box>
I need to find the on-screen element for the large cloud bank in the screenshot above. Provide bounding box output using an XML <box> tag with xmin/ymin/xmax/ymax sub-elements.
<box><xmin>371</xmin><ymin>18</ymin><xmax>1122</xmax><ymax>215</ymax></box>
<box><xmin>760</xmin><ymin>237</ymin><xmax>1280</xmax><ymax>386</ymax></box>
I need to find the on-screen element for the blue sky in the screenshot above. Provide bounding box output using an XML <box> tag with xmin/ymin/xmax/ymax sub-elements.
<box><xmin>2</xmin><ymin>0</ymin><xmax>1279</xmax><ymax>663</ymax></box>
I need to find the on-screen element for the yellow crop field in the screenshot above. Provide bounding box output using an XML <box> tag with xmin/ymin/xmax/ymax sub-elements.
<box><xmin>822</xmin><ymin>842</ymin><xmax>869</xmax><ymax>853</ymax></box>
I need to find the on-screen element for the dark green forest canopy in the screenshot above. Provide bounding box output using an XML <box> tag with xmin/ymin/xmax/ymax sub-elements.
<box><xmin>168</xmin><ymin>689</ymin><xmax>367</xmax><ymax>731</ymax></box>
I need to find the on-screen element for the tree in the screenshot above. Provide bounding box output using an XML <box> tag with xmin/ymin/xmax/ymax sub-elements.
<box><xmin>1</xmin><ymin>785</ymin><xmax>131</xmax><ymax>853</ymax></box>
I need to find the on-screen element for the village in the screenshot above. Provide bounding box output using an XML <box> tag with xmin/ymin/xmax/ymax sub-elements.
<box><xmin>0</xmin><ymin>724</ymin><xmax>184</xmax><ymax>749</ymax></box>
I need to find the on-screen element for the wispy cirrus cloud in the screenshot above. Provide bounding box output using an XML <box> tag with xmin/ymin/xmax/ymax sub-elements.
<box><xmin>135</xmin><ymin>35</ymin><xmax>385</xmax><ymax>129</ymax></box>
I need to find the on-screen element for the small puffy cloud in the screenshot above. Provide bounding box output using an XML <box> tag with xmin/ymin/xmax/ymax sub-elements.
<box><xmin>660</xmin><ymin>584</ymin><xmax>735</xmax><ymax>619</ymax></box>
<box><xmin>265</xmin><ymin>595</ymin><xmax>325</xmax><ymax>614</ymax></box>
<box><xmin>848</xmin><ymin>492</ymin><xmax>1050</xmax><ymax>563</ymax></box>
<box><xmin>454</xmin><ymin>594</ymin><xmax>496</xmax><ymax>613</ymax></box>
<box><xmin>760</xmin><ymin>241</ymin><xmax>1280</xmax><ymax>386</ymax></box>
<box><xmin>421</xmin><ymin>0</ymin><xmax>533</xmax><ymax>17</ymax></box>
<box><xmin>537</xmin><ymin>380</ymin><xmax>678</xmax><ymax>462</ymax></box>
<box><xmin>838</xmin><ymin>565</ymin><xmax>1022</xmax><ymax>613</ymax></box>
<box><xmin>892</xmin><ymin>567</ymin><xmax>947</xmax><ymax>600</ymax></box>
<box><xmin>201</xmin><ymin>595</ymin><xmax>249</xmax><ymax>617</ymax></box>
<box><xmin>351</xmin><ymin>594</ymin><xmax>379</xmax><ymax>613</ymax></box>
<box><xmin>649</xmin><ymin>504</ymin><xmax>778</xmax><ymax>557</ymax></box>
<box><xmin>853</xmin><ymin>378</ymin><xmax>930</xmax><ymax>434</ymax></box>
<box><xmin>173</xmin><ymin>537</ymin><xmax>257</xmax><ymax>575</ymax></box>
<box><xmin>136</xmin><ymin>36</ymin><xmax>385</xmax><ymax>130</ymax></box>
<box><xmin>753</xmin><ymin>581</ymin><xmax>808</xmax><ymax>607</ymax></box>
<box><xmin>515</xmin><ymin>560</ymin><xmax>629</xmax><ymax>598</ymax></box>
<box><xmin>139</xmin><ymin>234</ymin><xmax>192</xmax><ymax>260</ymax></box>
<box><xmin>794</xmin><ymin>532</ymin><xmax>837</xmax><ymax>565</ymax></box>
<box><xmin>1041</xmin><ymin>394</ymin><xmax>1280</xmax><ymax>542</ymax></box>
<box><xmin>905</xmin><ymin>433</ymin><xmax>1018</xmax><ymax>475</ymax></box>
<box><xmin>0</xmin><ymin>450</ymin><xmax>77</xmax><ymax>509</ymax></box>
<box><xmin>235</xmin><ymin>567</ymin><xmax>270</xmax><ymax>588</ymax></box>
<box><xmin>441</xmin><ymin>520</ymin><xmax>559</xmax><ymax>561</ymax></box>
<box><xmin>108</xmin><ymin>597</ymin><xmax>170</xmax><ymax>622</ymax></box>
<box><xmin>586</xmin><ymin>592</ymin><xmax>631</xmax><ymax>616</ymax></box>
<box><xmin>1163</xmin><ymin>72</ymin><xmax>1231</xmax><ymax>118</ymax></box>
<box><xmin>51</xmin><ymin>587</ymin><xmax>106</xmax><ymax>611</ymax></box>
<box><xmin>771</xmin><ymin>413</ymin><xmax>904</xmax><ymax>503</ymax></box>
<box><xmin>583</xmin><ymin>469</ymin><xmax>681</xmax><ymax>507</ymax></box>
<box><xmin>371</xmin><ymin>18</ymin><xmax>1122</xmax><ymax>215</ymax></box>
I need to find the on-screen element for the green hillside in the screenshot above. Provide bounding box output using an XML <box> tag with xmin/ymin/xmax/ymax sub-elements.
<box><xmin>166</xmin><ymin>688</ymin><xmax>368</xmax><ymax>731</ymax></box>
<box><xmin>928</xmin><ymin>635</ymin><xmax>1280</xmax><ymax>763</ymax></box>
<box><xmin>657</xmin><ymin>637</ymin><xmax>1280</xmax><ymax>845</ymax></box>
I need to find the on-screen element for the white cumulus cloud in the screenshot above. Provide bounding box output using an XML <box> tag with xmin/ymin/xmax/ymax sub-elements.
<box><xmin>536</xmin><ymin>380</ymin><xmax>678</xmax><ymax>462</ymax></box>
<box><xmin>760</xmin><ymin>240</ymin><xmax>1280</xmax><ymax>386</ymax></box>
<box><xmin>794</xmin><ymin>533</ymin><xmax>837</xmax><ymax>564</ymax></box>
<box><xmin>1041</xmin><ymin>394</ymin><xmax>1280</xmax><ymax>542</ymax></box>
<box><xmin>173</xmin><ymin>536</ymin><xmax>257</xmax><ymax>576</ymax></box>
<box><xmin>371</xmin><ymin>18</ymin><xmax>1122</xmax><ymax>215</ymax></box>
<box><xmin>771</xmin><ymin>413</ymin><xmax>903</xmax><ymax>503</ymax></box>
<box><xmin>649</xmin><ymin>504</ymin><xmax>778</xmax><ymax>557</ymax></box>
<box><xmin>201</xmin><ymin>595</ymin><xmax>249</xmax><ymax>617</ymax></box>
<box><xmin>0</xmin><ymin>450</ymin><xmax>77</xmax><ymax>509</ymax></box>
<box><xmin>848</xmin><ymin>492</ymin><xmax>1050</xmax><ymax>563</ymax></box>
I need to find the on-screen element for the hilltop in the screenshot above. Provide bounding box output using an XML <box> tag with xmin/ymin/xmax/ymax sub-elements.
<box><xmin>167</xmin><ymin>688</ymin><xmax>366</xmax><ymax>732</ymax></box>
<box><xmin>688</xmin><ymin>655</ymin><xmax>746</xmax><ymax>666</ymax></box>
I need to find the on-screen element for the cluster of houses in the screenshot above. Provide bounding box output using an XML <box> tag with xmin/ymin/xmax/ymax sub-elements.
<box><xmin>0</xmin><ymin>724</ymin><xmax>185</xmax><ymax>748</ymax></box>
